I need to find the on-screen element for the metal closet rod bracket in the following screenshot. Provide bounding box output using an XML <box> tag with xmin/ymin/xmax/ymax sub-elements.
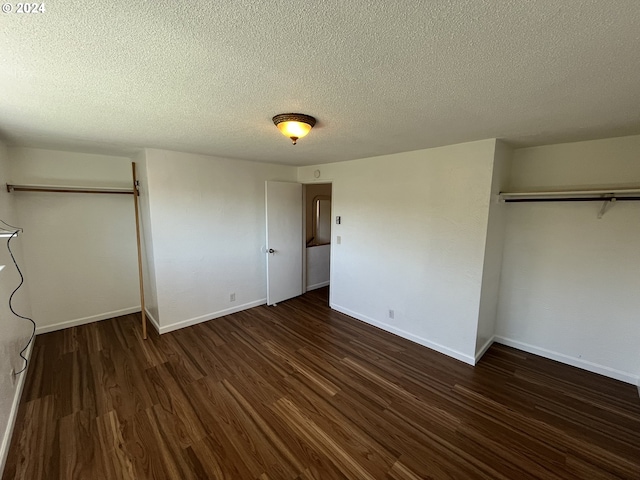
<box><xmin>597</xmin><ymin>197</ymin><xmax>616</xmax><ymax>219</ymax></box>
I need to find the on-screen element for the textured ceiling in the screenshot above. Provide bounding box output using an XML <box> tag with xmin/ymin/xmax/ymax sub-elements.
<box><xmin>1</xmin><ymin>0</ymin><xmax>640</xmax><ymax>165</ymax></box>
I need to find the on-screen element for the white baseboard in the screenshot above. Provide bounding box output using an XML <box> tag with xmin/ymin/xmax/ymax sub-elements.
<box><xmin>158</xmin><ymin>299</ymin><xmax>267</xmax><ymax>334</ymax></box>
<box><xmin>145</xmin><ymin>308</ymin><xmax>161</xmax><ymax>334</ymax></box>
<box><xmin>475</xmin><ymin>335</ymin><xmax>496</xmax><ymax>364</ymax></box>
<box><xmin>306</xmin><ymin>281</ymin><xmax>330</xmax><ymax>291</ymax></box>
<box><xmin>494</xmin><ymin>336</ymin><xmax>639</xmax><ymax>385</ymax></box>
<box><xmin>330</xmin><ymin>303</ymin><xmax>475</xmax><ymax>365</ymax></box>
<box><xmin>0</xmin><ymin>340</ymin><xmax>35</xmax><ymax>476</ymax></box>
<box><xmin>35</xmin><ymin>307</ymin><xmax>142</xmax><ymax>335</ymax></box>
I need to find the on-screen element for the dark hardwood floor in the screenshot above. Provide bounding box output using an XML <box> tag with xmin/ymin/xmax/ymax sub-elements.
<box><xmin>4</xmin><ymin>287</ymin><xmax>640</xmax><ymax>479</ymax></box>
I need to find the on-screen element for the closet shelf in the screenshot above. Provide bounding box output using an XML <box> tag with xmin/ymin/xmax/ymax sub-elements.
<box><xmin>499</xmin><ymin>187</ymin><xmax>640</xmax><ymax>203</ymax></box>
<box><xmin>6</xmin><ymin>183</ymin><xmax>134</xmax><ymax>195</ymax></box>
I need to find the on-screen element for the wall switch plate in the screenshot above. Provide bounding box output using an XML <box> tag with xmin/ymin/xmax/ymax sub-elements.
<box><xmin>388</xmin><ymin>309</ymin><xmax>394</xmax><ymax>319</ymax></box>
<box><xmin>336</xmin><ymin>216</ymin><xmax>341</xmax><ymax>224</ymax></box>
<box><xmin>336</xmin><ymin>236</ymin><xmax>341</xmax><ymax>244</ymax></box>
<box><xmin>230</xmin><ymin>293</ymin><xmax>236</xmax><ymax>302</ymax></box>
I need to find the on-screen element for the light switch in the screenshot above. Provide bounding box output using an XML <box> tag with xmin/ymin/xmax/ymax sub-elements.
<box><xmin>337</xmin><ymin>236</ymin><xmax>341</xmax><ymax>244</ymax></box>
<box><xmin>336</xmin><ymin>216</ymin><xmax>341</xmax><ymax>224</ymax></box>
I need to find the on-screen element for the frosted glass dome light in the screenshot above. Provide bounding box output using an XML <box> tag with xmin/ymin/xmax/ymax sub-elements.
<box><xmin>272</xmin><ymin>113</ymin><xmax>316</xmax><ymax>145</ymax></box>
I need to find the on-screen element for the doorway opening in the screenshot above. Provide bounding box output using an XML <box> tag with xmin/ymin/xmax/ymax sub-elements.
<box><xmin>303</xmin><ymin>183</ymin><xmax>332</xmax><ymax>303</ymax></box>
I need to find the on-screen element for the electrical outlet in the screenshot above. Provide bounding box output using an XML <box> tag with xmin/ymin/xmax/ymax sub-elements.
<box><xmin>10</xmin><ymin>369</ymin><xmax>16</xmax><ymax>387</ymax></box>
<box><xmin>388</xmin><ymin>309</ymin><xmax>394</xmax><ymax>319</ymax></box>
<box><xmin>230</xmin><ymin>293</ymin><xmax>236</xmax><ymax>302</ymax></box>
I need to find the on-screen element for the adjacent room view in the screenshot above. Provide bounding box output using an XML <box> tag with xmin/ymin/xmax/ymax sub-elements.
<box><xmin>1</xmin><ymin>2</ymin><xmax>639</xmax><ymax>479</ymax></box>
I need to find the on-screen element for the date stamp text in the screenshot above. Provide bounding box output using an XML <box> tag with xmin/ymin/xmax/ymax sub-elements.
<box><xmin>2</xmin><ymin>3</ymin><xmax>46</xmax><ymax>13</ymax></box>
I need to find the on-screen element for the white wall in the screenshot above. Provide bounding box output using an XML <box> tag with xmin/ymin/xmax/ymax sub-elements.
<box><xmin>299</xmin><ymin>139</ymin><xmax>498</xmax><ymax>364</ymax></box>
<box><xmin>142</xmin><ymin>149</ymin><xmax>296</xmax><ymax>332</ymax></box>
<box><xmin>0</xmin><ymin>141</ymin><xmax>33</xmax><ymax>475</ymax></box>
<box><xmin>475</xmin><ymin>141</ymin><xmax>512</xmax><ymax>358</ymax></box>
<box><xmin>8</xmin><ymin>148</ymin><xmax>140</xmax><ymax>332</ymax></box>
<box><xmin>496</xmin><ymin>135</ymin><xmax>640</xmax><ymax>384</ymax></box>
<box><xmin>509</xmin><ymin>135</ymin><xmax>640</xmax><ymax>190</ymax></box>
<box><xmin>306</xmin><ymin>245</ymin><xmax>330</xmax><ymax>290</ymax></box>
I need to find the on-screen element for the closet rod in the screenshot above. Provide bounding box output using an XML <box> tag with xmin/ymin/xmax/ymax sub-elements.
<box><xmin>500</xmin><ymin>187</ymin><xmax>640</xmax><ymax>203</ymax></box>
<box><xmin>6</xmin><ymin>184</ymin><xmax>134</xmax><ymax>195</ymax></box>
<box><xmin>504</xmin><ymin>197</ymin><xmax>640</xmax><ymax>203</ymax></box>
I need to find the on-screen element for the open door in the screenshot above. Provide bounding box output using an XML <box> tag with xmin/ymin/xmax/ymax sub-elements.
<box><xmin>266</xmin><ymin>181</ymin><xmax>303</xmax><ymax>305</ymax></box>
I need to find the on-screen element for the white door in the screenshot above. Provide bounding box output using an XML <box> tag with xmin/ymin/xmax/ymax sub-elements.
<box><xmin>265</xmin><ymin>181</ymin><xmax>303</xmax><ymax>305</ymax></box>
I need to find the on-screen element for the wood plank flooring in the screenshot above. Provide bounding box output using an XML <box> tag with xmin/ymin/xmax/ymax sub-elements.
<box><xmin>4</xmin><ymin>287</ymin><xmax>640</xmax><ymax>479</ymax></box>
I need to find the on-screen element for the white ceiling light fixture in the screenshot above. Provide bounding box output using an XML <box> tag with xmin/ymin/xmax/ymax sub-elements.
<box><xmin>272</xmin><ymin>113</ymin><xmax>316</xmax><ymax>145</ymax></box>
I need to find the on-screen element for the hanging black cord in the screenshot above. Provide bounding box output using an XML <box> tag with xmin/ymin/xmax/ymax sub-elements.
<box><xmin>7</xmin><ymin>230</ymin><xmax>36</xmax><ymax>375</ymax></box>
